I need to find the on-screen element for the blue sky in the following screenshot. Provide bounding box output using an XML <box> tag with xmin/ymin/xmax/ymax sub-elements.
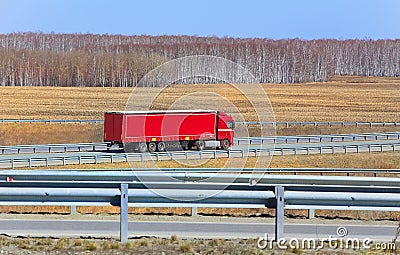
<box><xmin>1</xmin><ymin>0</ymin><xmax>399</xmax><ymax>39</ymax></box>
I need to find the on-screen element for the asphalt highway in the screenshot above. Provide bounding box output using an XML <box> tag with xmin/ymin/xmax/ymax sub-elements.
<box><xmin>0</xmin><ymin>219</ymin><xmax>396</xmax><ymax>241</ymax></box>
<box><xmin>1</xmin><ymin>139</ymin><xmax>400</xmax><ymax>160</ymax></box>
<box><xmin>0</xmin><ymin>139</ymin><xmax>399</xmax><ymax>168</ymax></box>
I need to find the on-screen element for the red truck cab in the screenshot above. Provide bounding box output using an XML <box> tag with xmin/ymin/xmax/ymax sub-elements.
<box><xmin>217</xmin><ymin>111</ymin><xmax>235</xmax><ymax>149</ymax></box>
<box><xmin>104</xmin><ymin>110</ymin><xmax>234</xmax><ymax>152</ymax></box>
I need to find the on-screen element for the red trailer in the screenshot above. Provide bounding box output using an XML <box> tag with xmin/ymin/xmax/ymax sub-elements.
<box><xmin>104</xmin><ymin>110</ymin><xmax>234</xmax><ymax>152</ymax></box>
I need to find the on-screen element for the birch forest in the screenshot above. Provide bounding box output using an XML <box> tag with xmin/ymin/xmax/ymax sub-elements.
<box><xmin>0</xmin><ymin>32</ymin><xmax>399</xmax><ymax>86</ymax></box>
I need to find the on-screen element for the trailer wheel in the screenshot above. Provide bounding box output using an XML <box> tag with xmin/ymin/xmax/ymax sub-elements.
<box><xmin>197</xmin><ymin>140</ymin><xmax>205</xmax><ymax>151</ymax></box>
<box><xmin>221</xmin><ymin>139</ymin><xmax>230</xmax><ymax>150</ymax></box>
<box><xmin>180</xmin><ymin>140</ymin><xmax>189</xmax><ymax>150</ymax></box>
<box><xmin>139</xmin><ymin>143</ymin><xmax>147</xmax><ymax>153</ymax></box>
<box><xmin>157</xmin><ymin>142</ymin><xmax>165</xmax><ymax>152</ymax></box>
<box><xmin>148</xmin><ymin>142</ymin><xmax>157</xmax><ymax>153</ymax></box>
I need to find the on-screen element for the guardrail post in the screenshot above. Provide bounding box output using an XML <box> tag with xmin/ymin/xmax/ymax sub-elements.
<box><xmin>70</xmin><ymin>205</ymin><xmax>77</xmax><ymax>215</ymax></box>
<box><xmin>120</xmin><ymin>183</ymin><xmax>129</xmax><ymax>244</ymax></box>
<box><xmin>308</xmin><ymin>209</ymin><xmax>315</xmax><ymax>219</ymax></box>
<box><xmin>275</xmin><ymin>185</ymin><xmax>284</xmax><ymax>241</ymax></box>
<box><xmin>191</xmin><ymin>206</ymin><xmax>197</xmax><ymax>216</ymax></box>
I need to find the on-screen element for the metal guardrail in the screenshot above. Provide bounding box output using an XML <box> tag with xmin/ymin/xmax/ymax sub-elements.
<box><xmin>0</xmin><ymin>142</ymin><xmax>109</xmax><ymax>154</ymax></box>
<box><xmin>1</xmin><ymin>119</ymin><xmax>399</xmax><ymax>127</ymax></box>
<box><xmin>1</xmin><ymin>170</ymin><xmax>400</xmax><ymax>242</ymax></box>
<box><xmin>235</xmin><ymin>132</ymin><xmax>400</xmax><ymax>145</ymax></box>
<box><xmin>3</xmin><ymin>167</ymin><xmax>400</xmax><ymax>179</ymax></box>
<box><xmin>0</xmin><ymin>119</ymin><xmax>103</xmax><ymax>124</ymax></box>
<box><xmin>236</xmin><ymin>121</ymin><xmax>400</xmax><ymax>127</ymax></box>
<box><xmin>1</xmin><ymin>141</ymin><xmax>399</xmax><ymax>169</ymax></box>
<box><xmin>2</xmin><ymin>132</ymin><xmax>399</xmax><ymax>155</ymax></box>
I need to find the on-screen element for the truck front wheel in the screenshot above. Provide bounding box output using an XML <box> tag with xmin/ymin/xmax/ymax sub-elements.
<box><xmin>197</xmin><ymin>140</ymin><xmax>205</xmax><ymax>151</ymax></box>
<box><xmin>221</xmin><ymin>139</ymin><xmax>230</xmax><ymax>150</ymax></box>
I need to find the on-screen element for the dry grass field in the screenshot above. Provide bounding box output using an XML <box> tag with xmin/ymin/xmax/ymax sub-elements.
<box><xmin>0</xmin><ymin>123</ymin><xmax>101</xmax><ymax>145</ymax></box>
<box><xmin>0</xmin><ymin>86</ymin><xmax>130</xmax><ymax>120</ymax></box>
<box><xmin>266</xmin><ymin>76</ymin><xmax>400</xmax><ymax>122</ymax></box>
<box><xmin>0</xmin><ymin>76</ymin><xmax>399</xmax><ymax>122</ymax></box>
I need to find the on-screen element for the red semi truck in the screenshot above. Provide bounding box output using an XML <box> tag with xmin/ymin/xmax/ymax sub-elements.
<box><xmin>104</xmin><ymin>110</ymin><xmax>234</xmax><ymax>152</ymax></box>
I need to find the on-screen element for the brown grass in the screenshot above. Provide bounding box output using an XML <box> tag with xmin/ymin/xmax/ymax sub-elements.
<box><xmin>0</xmin><ymin>123</ymin><xmax>102</xmax><ymax>145</ymax></box>
<box><xmin>2</xmin><ymin>234</ymin><xmax>369</xmax><ymax>254</ymax></box>
<box><xmin>3</xmin><ymin>205</ymin><xmax>400</xmax><ymax>222</ymax></box>
<box><xmin>0</xmin><ymin>86</ymin><xmax>130</xmax><ymax>120</ymax></box>
<box><xmin>0</xmin><ymin>76</ymin><xmax>399</xmax><ymax>122</ymax></box>
<box><xmin>265</xmin><ymin>78</ymin><xmax>400</xmax><ymax>122</ymax></box>
<box><xmin>275</xmin><ymin>125</ymin><xmax>400</xmax><ymax>136</ymax></box>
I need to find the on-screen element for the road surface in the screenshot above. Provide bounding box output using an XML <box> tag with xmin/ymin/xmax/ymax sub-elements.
<box><xmin>0</xmin><ymin>219</ymin><xmax>397</xmax><ymax>241</ymax></box>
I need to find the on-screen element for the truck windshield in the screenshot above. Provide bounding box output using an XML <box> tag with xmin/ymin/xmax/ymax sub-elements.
<box><xmin>227</xmin><ymin>121</ymin><xmax>235</xmax><ymax>129</ymax></box>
